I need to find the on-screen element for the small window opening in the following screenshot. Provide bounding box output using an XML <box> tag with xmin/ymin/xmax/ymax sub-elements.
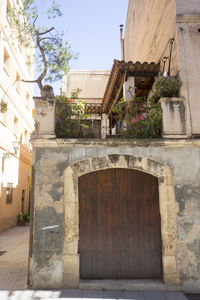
<box><xmin>6</xmin><ymin>182</ymin><xmax>13</xmax><ymax>204</ymax></box>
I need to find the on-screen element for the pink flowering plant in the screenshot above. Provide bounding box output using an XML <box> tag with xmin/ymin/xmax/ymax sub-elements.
<box><xmin>112</xmin><ymin>97</ymin><xmax>162</xmax><ymax>138</ymax></box>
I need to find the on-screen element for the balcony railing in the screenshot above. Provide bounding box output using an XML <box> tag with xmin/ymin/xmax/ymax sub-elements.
<box><xmin>55</xmin><ymin>101</ymin><xmax>162</xmax><ymax>139</ymax></box>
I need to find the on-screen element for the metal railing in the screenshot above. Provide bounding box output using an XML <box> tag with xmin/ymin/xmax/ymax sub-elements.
<box><xmin>55</xmin><ymin>101</ymin><xmax>162</xmax><ymax>139</ymax></box>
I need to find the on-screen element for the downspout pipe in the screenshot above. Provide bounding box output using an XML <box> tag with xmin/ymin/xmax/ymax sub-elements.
<box><xmin>120</xmin><ymin>24</ymin><xmax>125</xmax><ymax>61</ymax></box>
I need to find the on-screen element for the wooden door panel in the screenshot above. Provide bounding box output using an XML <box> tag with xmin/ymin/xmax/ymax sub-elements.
<box><xmin>79</xmin><ymin>169</ymin><xmax>119</xmax><ymax>279</ymax></box>
<box><xmin>118</xmin><ymin>169</ymin><xmax>162</xmax><ymax>279</ymax></box>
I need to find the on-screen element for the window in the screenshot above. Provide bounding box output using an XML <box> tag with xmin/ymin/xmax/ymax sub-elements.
<box><xmin>24</xmin><ymin>129</ymin><xmax>28</xmax><ymax>145</ymax></box>
<box><xmin>26</xmin><ymin>92</ymin><xmax>30</xmax><ymax>110</ymax></box>
<box><xmin>2</xmin><ymin>157</ymin><xmax>5</xmax><ymax>174</ymax></box>
<box><xmin>21</xmin><ymin>190</ymin><xmax>25</xmax><ymax>213</ymax></box>
<box><xmin>15</xmin><ymin>72</ymin><xmax>20</xmax><ymax>94</ymax></box>
<box><xmin>6</xmin><ymin>0</ymin><xmax>11</xmax><ymax>18</ymax></box>
<box><xmin>6</xmin><ymin>182</ymin><xmax>13</xmax><ymax>204</ymax></box>
<box><xmin>6</xmin><ymin>0</ymin><xmax>13</xmax><ymax>27</ymax></box>
<box><xmin>3</xmin><ymin>48</ymin><xmax>10</xmax><ymax>75</ymax></box>
<box><xmin>32</xmin><ymin>109</ymin><xmax>35</xmax><ymax>119</ymax></box>
<box><xmin>14</xmin><ymin>116</ymin><xmax>18</xmax><ymax>137</ymax></box>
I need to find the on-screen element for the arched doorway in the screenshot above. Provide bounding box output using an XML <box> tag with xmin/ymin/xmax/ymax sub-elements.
<box><xmin>63</xmin><ymin>154</ymin><xmax>179</xmax><ymax>287</ymax></box>
<box><xmin>78</xmin><ymin>168</ymin><xmax>162</xmax><ymax>279</ymax></box>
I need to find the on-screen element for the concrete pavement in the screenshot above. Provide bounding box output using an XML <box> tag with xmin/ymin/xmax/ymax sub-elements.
<box><xmin>0</xmin><ymin>226</ymin><xmax>197</xmax><ymax>299</ymax></box>
<box><xmin>0</xmin><ymin>225</ymin><xmax>29</xmax><ymax>290</ymax></box>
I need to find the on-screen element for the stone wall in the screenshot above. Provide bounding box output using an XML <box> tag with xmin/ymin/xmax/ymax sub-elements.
<box><xmin>29</xmin><ymin>138</ymin><xmax>200</xmax><ymax>292</ymax></box>
<box><xmin>175</xmin><ymin>0</ymin><xmax>200</xmax><ymax>135</ymax></box>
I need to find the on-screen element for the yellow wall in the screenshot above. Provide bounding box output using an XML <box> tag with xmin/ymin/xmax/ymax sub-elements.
<box><xmin>0</xmin><ymin>144</ymin><xmax>32</xmax><ymax>232</ymax></box>
<box><xmin>0</xmin><ymin>0</ymin><xmax>34</xmax><ymax>232</ymax></box>
<box><xmin>124</xmin><ymin>0</ymin><xmax>178</xmax><ymax>75</ymax></box>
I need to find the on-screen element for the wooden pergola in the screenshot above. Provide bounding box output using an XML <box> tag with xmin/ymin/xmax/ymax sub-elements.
<box><xmin>102</xmin><ymin>60</ymin><xmax>160</xmax><ymax>116</ymax></box>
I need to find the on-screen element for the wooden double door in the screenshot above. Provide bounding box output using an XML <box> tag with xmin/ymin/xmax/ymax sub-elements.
<box><xmin>79</xmin><ymin>168</ymin><xmax>162</xmax><ymax>279</ymax></box>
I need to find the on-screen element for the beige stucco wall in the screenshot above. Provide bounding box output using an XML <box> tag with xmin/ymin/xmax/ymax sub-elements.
<box><xmin>62</xmin><ymin>70</ymin><xmax>110</xmax><ymax>104</ymax></box>
<box><xmin>175</xmin><ymin>0</ymin><xmax>200</xmax><ymax>135</ymax></box>
<box><xmin>124</xmin><ymin>0</ymin><xmax>178</xmax><ymax>75</ymax></box>
<box><xmin>0</xmin><ymin>0</ymin><xmax>34</xmax><ymax>232</ymax></box>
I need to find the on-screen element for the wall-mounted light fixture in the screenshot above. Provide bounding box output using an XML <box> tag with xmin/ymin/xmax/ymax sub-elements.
<box><xmin>3</xmin><ymin>139</ymin><xmax>21</xmax><ymax>159</ymax></box>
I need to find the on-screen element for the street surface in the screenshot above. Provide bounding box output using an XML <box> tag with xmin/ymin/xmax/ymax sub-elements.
<box><xmin>0</xmin><ymin>227</ymin><xmax>198</xmax><ymax>299</ymax></box>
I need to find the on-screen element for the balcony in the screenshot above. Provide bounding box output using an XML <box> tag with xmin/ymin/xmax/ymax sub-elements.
<box><xmin>55</xmin><ymin>101</ymin><xmax>162</xmax><ymax>139</ymax></box>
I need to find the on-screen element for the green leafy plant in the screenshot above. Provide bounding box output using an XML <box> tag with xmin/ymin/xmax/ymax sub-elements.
<box><xmin>8</xmin><ymin>0</ymin><xmax>76</xmax><ymax>93</ymax></box>
<box><xmin>0</xmin><ymin>100</ymin><xmax>8</xmax><ymax>113</ymax></box>
<box><xmin>112</xmin><ymin>95</ymin><xmax>162</xmax><ymax>139</ymax></box>
<box><xmin>150</xmin><ymin>75</ymin><xmax>182</xmax><ymax>103</ymax></box>
<box><xmin>56</xmin><ymin>89</ymin><xmax>89</xmax><ymax>138</ymax></box>
<box><xmin>18</xmin><ymin>212</ymin><xmax>30</xmax><ymax>224</ymax></box>
<box><xmin>111</xmin><ymin>98</ymin><xmax>126</xmax><ymax>120</ymax></box>
<box><xmin>122</xmin><ymin>104</ymin><xmax>162</xmax><ymax>139</ymax></box>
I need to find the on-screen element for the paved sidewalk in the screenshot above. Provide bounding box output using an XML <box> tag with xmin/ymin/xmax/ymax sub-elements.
<box><xmin>0</xmin><ymin>226</ymin><xmax>197</xmax><ymax>299</ymax></box>
<box><xmin>0</xmin><ymin>226</ymin><xmax>29</xmax><ymax>290</ymax></box>
<box><xmin>0</xmin><ymin>289</ymin><xmax>190</xmax><ymax>300</ymax></box>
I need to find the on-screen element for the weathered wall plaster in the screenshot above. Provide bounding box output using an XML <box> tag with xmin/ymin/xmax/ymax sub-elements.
<box><xmin>29</xmin><ymin>138</ymin><xmax>200</xmax><ymax>292</ymax></box>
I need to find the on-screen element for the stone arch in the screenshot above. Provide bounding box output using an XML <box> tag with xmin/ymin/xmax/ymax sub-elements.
<box><xmin>63</xmin><ymin>154</ymin><xmax>179</xmax><ymax>287</ymax></box>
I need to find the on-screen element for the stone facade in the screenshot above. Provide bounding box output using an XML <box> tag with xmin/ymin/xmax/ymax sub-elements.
<box><xmin>29</xmin><ymin>137</ymin><xmax>200</xmax><ymax>292</ymax></box>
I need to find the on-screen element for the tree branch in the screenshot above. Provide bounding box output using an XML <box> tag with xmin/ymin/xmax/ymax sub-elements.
<box><xmin>39</xmin><ymin>36</ymin><xmax>58</xmax><ymax>42</ymax></box>
<box><xmin>38</xmin><ymin>27</ymin><xmax>54</xmax><ymax>36</ymax></box>
<box><xmin>21</xmin><ymin>79</ymin><xmax>40</xmax><ymax>84</ymax></box>
<box><xmin>35</xmin><ymin>34</ymin><xmax>48</xmax><ymax>91</ymax></box>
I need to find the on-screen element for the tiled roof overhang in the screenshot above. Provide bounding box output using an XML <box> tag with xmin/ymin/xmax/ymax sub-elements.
<box><xmin>102</xmin><ymin>60</ymin><xmax>160</xmax><ymax>114</ymax></box>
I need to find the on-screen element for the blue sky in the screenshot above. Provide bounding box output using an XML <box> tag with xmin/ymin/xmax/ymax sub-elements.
<box><xmin>35</xmin><ymin>0</ymin><xmax>129</xmax><ymax>94</ymax></box>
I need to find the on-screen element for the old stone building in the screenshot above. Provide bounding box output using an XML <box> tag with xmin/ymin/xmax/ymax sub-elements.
<box><xmin>29</xmin><ymin>0</ymin><xmax>200</xmax><ymax>292</ymax></box>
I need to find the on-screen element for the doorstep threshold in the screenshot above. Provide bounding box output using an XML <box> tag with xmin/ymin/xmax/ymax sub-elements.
<box><xmin>79</xmin><ymin>279</ymin><xmax>181</xmax><ymax>292</ymax></box>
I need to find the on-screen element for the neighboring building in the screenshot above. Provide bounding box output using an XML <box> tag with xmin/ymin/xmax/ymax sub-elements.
<box><xmin>0</xmin><ymin>0</ymin><xmax>35</xmax><ymax>232</ymax></box>
<box><xmin>61</xmin><ymin>70</ymin><xmax>110</xmax><ymax>138</ymax></box>
<box><xmin>29</xmin><ymin>0</ymin><xmax>200</xmax><ymax>293</ymax></box>
<box><xmin>62</xmin><ymin>70</ymin><xmax>110</xmax><ymax>104</ymax></box>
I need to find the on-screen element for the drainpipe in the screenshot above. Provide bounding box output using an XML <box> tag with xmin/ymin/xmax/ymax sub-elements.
<box><xmin>120</xmin><ymin>24</ymin><xmax>125</xmax><ymax>61</ymax></box>
<box><xmin>167</xmin><ymin>38</ymin><xmax>175</xmax><ymax>76</ymax></box>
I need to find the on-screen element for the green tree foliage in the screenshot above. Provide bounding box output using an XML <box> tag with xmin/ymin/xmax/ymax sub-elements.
<box><xmin>8</xmin><ymin>0</ymin><xmax>75</xmax><ymax>93</ymax></box>
<box><xmin>56</xmin><ymin>88</ymin><xmax>89</xmax><ymax>138</ymax></box>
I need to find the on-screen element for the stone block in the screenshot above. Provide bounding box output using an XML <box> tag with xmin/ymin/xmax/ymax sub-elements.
<box><xmin>63</xmin><ymin>240</ymin><xmax>78</xmax><ymax>255</ymax></box>
<box><xmin>64</xmin><ymin>168</ymin><xmax>77</xmax><ymax>203</ymax></box>
<box><xmin>33</xmin><ymin>95</ymin><xmax>56</xmax><ymax>138</ymax></box>
<box><xmin>30</xmin><ymin>259</ymin><xmax>63</xmax><ymax>288</ymax></box>
<box><xmin>162</xmin><ymin>239</ymin><xmax>177</xmax><ymax>257</ymax></box>
<box><xmin>159</xmin><ymin>97</ymin><xmax>186</xmax><ymax>137</ymax></box>
<box><xmin>63</xmin><ymin>255</ymin><xmax>79</xmax><ymax>288</ymax></box>
<box><xmin>163</xmin><ymin>272</ymin><xmax>180</xmax><ymax>285</ymax></box>
<box><xmin>163</xmin><ymin>256</ymin><xmax>177</xmax><ymax>274</ymax></box>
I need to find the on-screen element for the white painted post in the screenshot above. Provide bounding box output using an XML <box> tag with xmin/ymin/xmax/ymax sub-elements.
<box><xmin>101</xmin><ymin>113</ymin><xmax>109</xmax><ymax>139</ymax></box>
<box><xmin>123</xmin><ymin>76</ymin><xmax>135</xmax><ymax>101</ymax></box>
<box><xmin>32</xmin><ymin>85</ymin><xmax>56</xmax><ymax>139</ymax></box>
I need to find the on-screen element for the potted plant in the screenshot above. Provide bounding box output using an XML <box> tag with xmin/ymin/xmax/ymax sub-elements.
<box><xmin>18</xmin><ymin>212</ymin><xmax>30</xmax><ymax>226</ymax></box>
<box><xmin>149</xmin><ymin>75</ymin><xmax>182</xmax><ymax>104</ymax></box>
